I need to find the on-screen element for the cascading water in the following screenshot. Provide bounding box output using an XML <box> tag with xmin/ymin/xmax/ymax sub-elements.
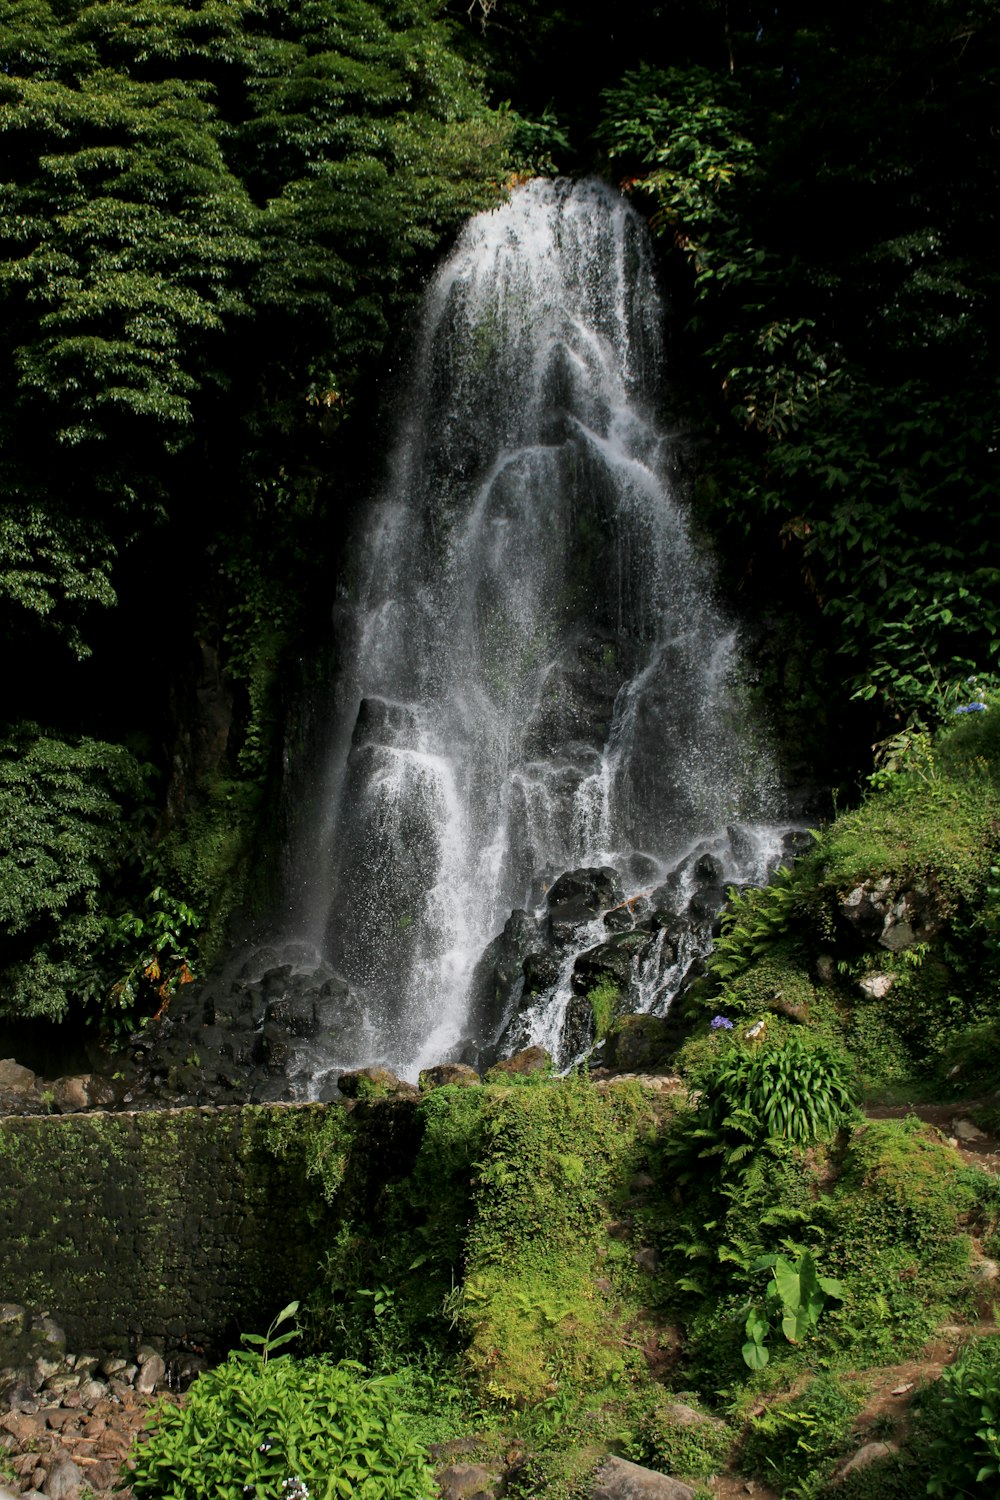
<box><xmin>276</xmin><ymin>177</ymin><xmax>796</xmax><ymax>1089</ymax></box>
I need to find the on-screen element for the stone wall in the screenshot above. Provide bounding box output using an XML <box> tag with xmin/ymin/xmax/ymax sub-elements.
<box><xmin>0</xmin><ymin>1104</ymin><xmax>345</xmax><ymax>1355</ymax></box>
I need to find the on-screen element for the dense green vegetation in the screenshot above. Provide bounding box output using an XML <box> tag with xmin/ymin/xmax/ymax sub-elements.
<box><xmin>0</xmin><ymin>0</ymin><xmax>512</xmax><ymax>1027</ymax></box>
<box><xmin>116</xmin><ymin>691</ymin><xmax>1000</xmax><ymax>1496</ymax></box>
<box><xmin>2</xmin><ymin>0</ymin><xmax>997</xmax><ymax>1029</ymax></box>
<box><xmin>597</xmin><ymin>3</ymin><xmax>1000</xmax><ymax>752</ymax></box>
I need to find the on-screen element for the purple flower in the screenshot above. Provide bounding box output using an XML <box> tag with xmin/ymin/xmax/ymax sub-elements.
<box><xmin>711</xmin><ymin>1015</ymin><xmax>734</xmax><ymax>1031</ymax></box>
<box><xmin>954</xmin><ymin>702</ymin><xmax>987</xmax><ymax>714</ymax></box>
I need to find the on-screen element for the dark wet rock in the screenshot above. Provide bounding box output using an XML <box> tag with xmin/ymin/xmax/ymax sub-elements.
<box><xmin>686</xmin><ymin>881</ymin><xmax>727</xmax><ymax>926</ymax></box>
<box><xmin>571</xmin><ymin>932</ymin><xmax>650</xmax><ymax>996</ymax></box>
<box><xmin>594</xmin><ymin>1015</ymin><xmax>673</xmax><ymax>1071</ymax></box>
<box><xmin>547</xmin><ymin>866</ymin><xmax>624</xmax><ymax>944</ymax></box>
<box><xmin>693</xmin><ymin>853</ymin><xmax>724</xmax><ymax>885</ymax></box>
<box><xmin>561</xmin><ymin>994</ymin><xmax>598</xmax><ymax>1057</ymax></box>
<box><xmin>264</xmin><ymin>992</ymin><xmax>320</xmax><ymax>1037</ymax></box>
<box><xmin>604</xmin><ymin>904</ymin><xmax>637</xmax><ymax>934</ymax></box>
<box><xmin>466</xmin><ymin>909</ymin><xmax>544</xmax><ymax>1046</ymax></box>
<box><xmin>522</xmin><ymin>949</ymin><xmax>561</xmax><ymax>994</ymax></box>
<box><xmin>782</xmin><ymin>828</ymin><xmax>815</xmax><ymax>860</ymax></box>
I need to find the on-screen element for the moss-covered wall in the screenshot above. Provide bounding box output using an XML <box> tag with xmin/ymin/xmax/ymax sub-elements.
<box><xmin>0</xmin><ymin>1103</ymin><xmax>366</xmax><ymax>1355</ymax></box>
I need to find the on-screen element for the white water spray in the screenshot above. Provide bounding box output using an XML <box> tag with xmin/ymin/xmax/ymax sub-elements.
<box><xmin>284</xmin><ymin>178</ymin><xmax>790</xmax><ymax>1083</ymax></box>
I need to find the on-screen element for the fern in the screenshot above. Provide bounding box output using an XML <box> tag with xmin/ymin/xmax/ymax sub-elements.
<box><xmin>709</xmin><ymin>865</ymin><xmax>807</xmax><ymax>983</ymax></box>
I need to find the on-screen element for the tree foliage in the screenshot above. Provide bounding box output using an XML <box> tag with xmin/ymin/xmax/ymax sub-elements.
<box><xmin>0</xmin><ymin>0</ymin><xmax>512</xmax><ymax>1025</ymax></box>
<box><xmin>0</xmin><ymin>0</ymin><xmax>511</xmax><ymax>650</ymax></box>
<box><xmin>599</xmin><ymin>2</ymin><xmax>1000</xmax><ymax>731</ymax></box>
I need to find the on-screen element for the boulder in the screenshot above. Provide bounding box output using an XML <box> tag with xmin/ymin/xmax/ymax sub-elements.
<box><xmin>839</xmin><ymin>1441</ymin><xmax>898</xmax><ymax>1477</ymax></box>
<box><xmin>597</xmin><ymin>1015</ymin><xmax>672</xmax><ymax>1071</ymax></box>
<box><xmin>436</xmin><ymin>1462</ymin><xmax>503</xmax><ymax>1499</ymax></box>
<box><xmin>859</xmin><ymin>972</ymin><xmax>894</xmax><ymax>1001</ymax></box>
<box><xmin>840</xmin><ymin>878</ymin><xmax>945</xmax><ymax>952</ymax></box>
<box><xmin>466</xmin><ymin>908</ymin><xmax>545</xmax><ymax>1047</ymax></box>
<box><xmin>0</xmin><ymin>1060</ymin><xmax>40</xmax><ymax>1114</ymax></box>
<box><xmin>50</xmin><ymin>1078</ymin><xmax>91</xmax><ymax>1114</ymax></box>
<box><xmin>590</xmin><ymin>1456</ymin><xmax>696</xmax><ymax>1499</ymax></box>
<box><xmin>486</xmin><ymin>1047</ymin><xmax>551</xmax><ymax>1080</ymax></box>
<box><xmin>547</xmin><ymin>867</ymin><xmax>624</xmax><ymax>945</ymax></box>
<box><xmin>42</xmin><ymin>1456</ymin><xmax>85</xmax><ymax>1500</ymax></box>
<box><xmin>0</xmin><ymin>1060</ymin><xmax>36</xmax><ymax>1093</ymax></box>
<box><xmin>337</xmin><ymin>1066</ymin><xmax>407</xmax><ymax>1099</ymax></box>
<box><xmin>571</xmin><ymin>933</ymin><xmax>650</xmax><ymax>996</ymax></box>
<box><xmin>419</xmin><ymin>1064</ymin><xmax>481</xmax><ymax>1091</ymax></box>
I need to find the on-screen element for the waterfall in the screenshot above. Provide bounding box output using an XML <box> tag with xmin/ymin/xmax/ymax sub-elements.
<box><xmin>277</xmin><ymin>177</ymin><xmax>793</xmax><ymax>1088</ymax></box>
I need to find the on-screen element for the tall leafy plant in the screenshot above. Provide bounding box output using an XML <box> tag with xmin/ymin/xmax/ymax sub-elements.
<box><xmin>681</xmin><ymin>1032</ymin><xmax>856</xmax><ymax>1178</ymax></box>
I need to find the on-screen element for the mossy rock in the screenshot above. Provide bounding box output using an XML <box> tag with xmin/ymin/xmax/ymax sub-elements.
<box><xmin>337</xmin><ymin>1066</ymin><xmax>416</xmax><ymax>1100</ymax></box>
<box><xmin>418</xmin><ymin>1064</ymin><xmax>481</xmax><ymax>1091</ymax></box>
<box><xmin>485</xmin><ymin>1046</ymin><xmax>551</xmax><ymax>1081</ymax></box>
<box><xmin>599</xmin><ymin>1014</ymin><xmax>673</xmax><ymax>1070</ymax></box>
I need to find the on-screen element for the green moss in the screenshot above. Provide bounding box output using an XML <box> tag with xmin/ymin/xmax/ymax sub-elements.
<box><xmin>816</xmin><ymin>771</ymin><xmax>998</xmax><ymax>916</ymax></box>
<box><xmin>0</xmin><ymin>1106</ymin><xmax>343</xmax><ymax>1353</ymax></box>
<box><xmin>587</xmin><ymin>978</ymin><xmax>621</xmax><ymax>1039</ymax></box>
<box><xmin>457</xmin><ymin>1078</ymin><xmax>655</xmax><ymax>1405</ymax></box>
<box><xmin>824</xmin><ymin>1117</ymin><xmax>976</xmax><ymax>1358</ymax></box>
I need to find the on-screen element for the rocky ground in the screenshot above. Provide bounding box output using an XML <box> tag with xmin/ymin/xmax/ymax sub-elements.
<box><xmin>0</xmin><ymin>1306</ymin><xmax>187</xmax><ymax>1500</ymax></box>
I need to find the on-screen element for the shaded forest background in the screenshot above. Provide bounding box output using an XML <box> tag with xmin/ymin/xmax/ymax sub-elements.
<box><xmin>1</xmin><ymin>0</ymin><xmax>997</xmax><ymax>1042</ymax></box>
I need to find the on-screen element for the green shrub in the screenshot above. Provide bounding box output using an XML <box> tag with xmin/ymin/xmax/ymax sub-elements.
<box><xmin>302</xmin><ymin>1086</ymin><xmax>485</xmax><ymax>1368</ymax></box>
<box><xmin>921</xmin><ymin>1337</ymin><xmax>1000</xmax><ymax>1496</ymax></box>
<box><xmin>685</xmin><ymin>1031</ymin><xmax>857</xmax><ymax>1173</ymax></box>
<box><xmin>130</xmin><ymin>1353</ymin><xmax>436</xmax><ymax>1499</ymax></box>
<box><xmin>709</xmin><ymin>867</ymin><xmax>807</xmax><ymax>984</ymax></box>
<box><xmin>825</xmin><ymin>1118</ymin><xmax>975</xmax><ymax>1359</ymax></box>
<box><xmin>0</xmin><ymin>724</ymin><xmax>147</xmax><ymax>1021</ymax></box>
<box><xmin>587</xmin><ymin>978</ymin><xmax>621</xmax><ymax>1039</ymax></box>
<box><xmin>631</xmin><ymin>1398</ymin><xmax>734</xmax><ymax>1480</ymax></box>
<box><xmin>715</xmin><ymin>950</ymin><xmax>819</xmax><ymax>1021</ymax></box>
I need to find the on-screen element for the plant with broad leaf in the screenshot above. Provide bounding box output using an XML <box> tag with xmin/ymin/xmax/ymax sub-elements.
<box><xmin>233</xmin><ymin>1301</ymin><xmax>301</xmax><ymax>1369</ymax></box>
<box><xmin>741</xmin><ymin>1249</ymin><xmax>845</xmax><ymax>1370</ymax></box>
<box><xmin>925</xmin><ymin>1337</ymin><xmax>1000</xmax><ymax>1494</ymax></box>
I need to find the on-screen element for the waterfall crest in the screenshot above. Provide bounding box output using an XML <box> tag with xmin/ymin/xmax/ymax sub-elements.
<box><xmin>282</xmin><ymin>177</ymin><xmax>791</xmax><ymax>1086</ymax></box>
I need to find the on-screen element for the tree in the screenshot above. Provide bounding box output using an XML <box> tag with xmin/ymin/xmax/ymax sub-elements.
<box><xmin>599</xmin><ymin>2</ymin><xmax>1000</xmax><ymax>735</ymax></box>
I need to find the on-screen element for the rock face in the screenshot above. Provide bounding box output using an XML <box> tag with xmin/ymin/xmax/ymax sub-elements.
<box><xmin>115</xmin><ymin>944</ymin><xmax>367</xmax><ymax>1107</ymax></box>
<box><xmin>839</xmin><ymin>878</ymin><xmax>945</xmax><ymax>952</ymax></box>
<box><xmin>467</xmin><ymin>827</ymin><xmax>797</xmax><ymax>1071</ymax></box>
